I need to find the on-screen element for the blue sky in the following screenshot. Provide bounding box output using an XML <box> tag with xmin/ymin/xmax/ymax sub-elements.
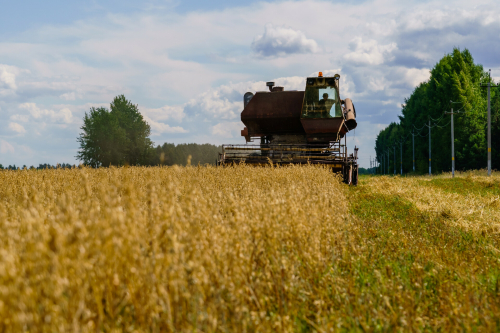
<box><xmin>1</xmin><ymin>0</ymin><xmax>499</xmax><ymax>168</ymax></box>
<box><xmin>0</xmin><ymin>0</ymin><xmax>262</xmax><ymax>34</ymax></box>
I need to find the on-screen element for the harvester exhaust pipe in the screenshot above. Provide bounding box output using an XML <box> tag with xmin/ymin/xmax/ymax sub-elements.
<box><xmin>344</xmin><ymin>98</ymin><xmax>357</xmax><ymax>130</ymax></box>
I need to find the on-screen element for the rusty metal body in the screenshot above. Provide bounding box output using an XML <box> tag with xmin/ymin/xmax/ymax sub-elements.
<box><xmin>218</xmin><ymin>74</ymin><xmax>359</xmax><ymax>185</ymax></box>
<box><xmin>241</xmin><ymin>91</ymin><xmax>305</xmax><ymax>137</ymax></box>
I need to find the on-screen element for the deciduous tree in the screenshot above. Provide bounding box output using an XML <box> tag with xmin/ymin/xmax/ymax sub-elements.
<box><xmin>77</xmin><ymin>95</ymin><xmax>154</xmax><ymax>167</ymax></box>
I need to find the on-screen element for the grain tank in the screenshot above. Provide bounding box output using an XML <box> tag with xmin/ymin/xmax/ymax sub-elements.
<box><xmin>218</xmin><ymin>73</ymin><xmax>359</xmax><ymax>185</ymax></box>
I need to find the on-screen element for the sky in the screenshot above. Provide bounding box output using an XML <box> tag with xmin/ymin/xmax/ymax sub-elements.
<box><xmin>1</xmin><ymin>0</ymin><xmax>499</xmax><ymax>168</ymax></box>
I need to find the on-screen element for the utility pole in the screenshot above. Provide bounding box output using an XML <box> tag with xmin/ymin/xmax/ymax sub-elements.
<box><xmin>387</xmin><ymin>150</ymin><xmax>390</xmax><ymax>175</ymax></box>
<box><xmin>488</xmin><ymin>70</ymin><xmax>491</xmax><ymax>176</ymax></box>
<box><xmin>400</xmin><ymin>140</ymin><xmax>403</xmax><ymax>175</ymax></box>
<box><xmin>451</xmin><ymin>107</ymin><xmax>454</xmax><ymax>177</ymax></box>
<box><xmin>394</xmin><ymin>145</ymin><xmax>396</xmax><ymax>175</ymax></box>
<box><xmin>412</xmin><ymin>131</ymin><xmax>415</xmax><ymax>172</ymax></box>
<box><xmin>479</xmin><ymin>69</ymin><xmax>498</xmax><ymax>176</ymax></box>
<box><xmin>382</xmin><ymin>150</ymin><xmax>385</xmax><ymax>175</ymax></box>
<box><xmin>429</xmin><ymin>119</ymin><xmax>431</xmax><ymax>176</ymax></box>
<box><xmin>446</xmin><ymin>104</ymin><xmax>456</xmax><ymax>178</ymax></box>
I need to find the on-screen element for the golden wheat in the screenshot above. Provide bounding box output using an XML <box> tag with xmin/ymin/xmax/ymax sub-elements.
<box><xmin>0</xmin><ymin>165</ymin><xmax>349</xmax><ymax>332</ymax></box>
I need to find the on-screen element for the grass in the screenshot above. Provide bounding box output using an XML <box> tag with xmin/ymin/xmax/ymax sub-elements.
<box><xmin>348</xmin><ymin>174</ymin><xmax>500</xmax><ymax>331</ymax></box>
<box><xmin>0</xmin><ymin>166</ymin><xmax>499</xmax><ymax>332</ymax></box>
<box><xmin>424</xmin><ymin>177</ymin><xmax>500</xmax><ymax>197</ymax></box>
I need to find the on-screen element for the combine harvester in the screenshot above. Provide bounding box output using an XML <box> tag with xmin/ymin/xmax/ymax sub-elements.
<box><xmin>218</xmin><ymin>72</ymin><xmax>359</xmax><ymax>185</ymax></box>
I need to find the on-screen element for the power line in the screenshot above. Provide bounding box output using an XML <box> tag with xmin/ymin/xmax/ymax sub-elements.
<box><xmin>433</xmin><ymin>119</ymin><xmax>451</xmax><ymax>128</ymax></box>
<box><xmin>413</xmin><ymin>123</ymin><xmax>427</xmax><ymax>132</ymax></box>
<box><xmin>414</xmin><ymin>126</ymin><xmax>429</xmax><ymax>137</ymax></box>
<box><xmin>429</xmin><ymin>112</ymin><xmax>446</xmax><ymax>122</ymax></box>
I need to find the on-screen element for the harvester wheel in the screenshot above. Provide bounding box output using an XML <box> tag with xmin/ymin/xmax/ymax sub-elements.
<box><xmin>342</xmin><ymin>165</ymin><xmax>353</xmax><ymax>185</ymax></box>
<box><xmin>352</xmin><ymin>165</ymin><xmax>358</xmax><ymax>186</ymax></box>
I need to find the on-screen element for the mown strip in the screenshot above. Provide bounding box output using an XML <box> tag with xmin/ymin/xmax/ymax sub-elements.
<box><xmin>343</xmin><ymin>177</ymin><xmax>500</xmax><ymax>331</ymax></box>
<box><xmin>418</xmin><ymin>177</ymin><xmax>500</xmax><ymax>197</ymax></box>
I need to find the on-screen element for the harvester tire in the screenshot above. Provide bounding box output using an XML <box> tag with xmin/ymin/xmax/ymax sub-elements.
<box><xmin>344</xmin><ymin>165</ymin><xmax>353</xmax><ymax>185</ymax></box>
<box><xmin>352</xmin><ymin>165</ymin><xmax>358</xmax><ymax>186</ymax></box>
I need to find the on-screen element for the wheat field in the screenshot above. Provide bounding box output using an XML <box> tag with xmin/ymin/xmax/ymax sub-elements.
<box><xmin>0</xmin><ymin>166</ymin><xmax>499</xmax><ymax>332</ymax></box>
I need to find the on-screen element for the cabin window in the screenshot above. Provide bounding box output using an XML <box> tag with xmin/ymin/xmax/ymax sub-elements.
<box><xmin>301</xmin><ymin>86</ymin><xmax>342</xmax><ymax>118</ymax></box>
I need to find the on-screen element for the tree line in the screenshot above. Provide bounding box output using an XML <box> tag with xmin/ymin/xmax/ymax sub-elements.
<box><xmin>0</xmin><ymin>163</ymin><xmax>76</xmax><ymax>170</ymax></box>
<box><xmin>151</xmin><ymin>143</ymin><xmax>222</xmax><ymax>166</ymax></box>
<box><xmin>375</xmin><ymin>48</ymin><xmax>500</xmax><ymax>174</ymax></box>
<box><xmin>76</xmin><ymin>95</ymin><xmax>221</xmax><ymax>167</ymax></box>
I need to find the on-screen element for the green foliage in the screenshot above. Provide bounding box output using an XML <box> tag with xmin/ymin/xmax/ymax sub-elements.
<box><xmin>375</xmin><ymin>48</ymin><xmax>497</xmax><ymax>174</ymax></box>
<box><xmin>151</xmin><ymin>143</ymin><xmax>222</xmax><ymax>166</ymax></box>
<box><xmin>76</xmin><ymin>95</ymin><xmax>155</xmax><ymax>167</ymax></box>
<box><xmin>358</xmin><ymin>167</ymin><xmax>377</xmax><ymax>175</ymax></box>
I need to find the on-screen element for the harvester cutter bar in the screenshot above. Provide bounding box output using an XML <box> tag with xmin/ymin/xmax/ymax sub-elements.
<box><xmin>218</xmin><ymin>142</ymin><xmax>347</xmax><ymax>166</ymax></box>
<box><xmin>223</xmin><ymin>147</ymin><xmax>340</xmax><ymax>152</ymax></box>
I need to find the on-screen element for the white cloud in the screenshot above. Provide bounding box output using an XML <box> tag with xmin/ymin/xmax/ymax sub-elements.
<box><xmin>19</xmin><ymin>103</ymin><xmax>43</xmax><ymax>118</ymax></box>
<box><xmin>402</xmin><ymin>68</ymin><xmax>431</xmax><ymax>88</ymax></box>
<box><xmin>344</xmin><ymin>37</ymin><xmax>397</xmax><ymax>66</ymax></box>
<box><xmin>185</xmin><ymin>87</ymin><xmax>242</xmax><ymax>120</ymax></box>
<box><xmin>10</xmin><ymin>114</ymin><xmax>29</xmax><ymax>122</ymax></box>
<box><xmin>59</xmin><ymin>92</ymin><xmax>76</xmax><ymax>101</ymax></box>
<box><xmin>0</xmin><ymin>64</ymin><xmax>26</xmax><ymax>98</ymax></box>
<box><xmin>0</xmin><ymin>64</ymin><xmax>19</xmax><ymax>90</ymax></box>
<box><xmin>56</xmin><ymin>108</ymin><xmax>74</xmax><ymax>124</ymax></box>
<box><xmin>142</xmin><ymin>105</ymin><xmax>185</xmax><ymax>122</ymax></box>
<box><xmin>272</xmin><ymin>76</ymin><xmax>307</xmax><ymax>90</ymax></box>
<box><xmin>0</xmin><ymin>140</ymin><xmax>15</xmax><ymax>154</ymax></box>
<box><xmin>395</xmin><ymin>7</ymin><xmax>498</xmax><ymax>33</ymax></box>
<box><xmin>211</xmin><ymin>122</ymin><xmax>243</xmax><ymax>139</ymax></box>
<box><xmin>19</xmin><ymin>103</ymin><xmax>73</xmax><ymax>124</ymax></box>
<box><xmin>8</xmin><ymin>122</ymin><xmax>26</xmax><ymax>134</ymax></box>
<box><xmin>143</xmin><ymin>116</ymin><xmax>188</xmax><ymax>135</ymax></box>
<box><xmin>59</xmin><ymin>91</ymin><xmax>84</xmax><ymax>101</ymax></box>
<box><xmin>252</xmin><ymin>24</ymin><xmax>320</xmax><ymax>57</ymax></box>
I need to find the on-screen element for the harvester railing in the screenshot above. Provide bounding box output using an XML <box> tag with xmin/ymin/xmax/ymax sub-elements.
<box><xmin>218</xmin><ymin>142</ymin><xmax>347</xmax><ymax>165</ymax></box>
